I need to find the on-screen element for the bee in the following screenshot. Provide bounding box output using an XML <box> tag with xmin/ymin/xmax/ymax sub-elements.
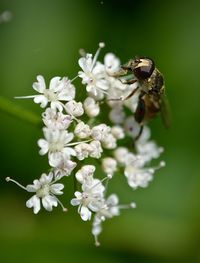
<box><xmin>113</xmin><ymin>57</ymin><xmax>170</xmax><ymax>139</ymax></box>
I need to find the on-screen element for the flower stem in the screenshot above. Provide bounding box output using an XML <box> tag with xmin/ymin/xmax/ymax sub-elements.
<box><xmin>0</xmin><ymin>96</ymin><xmax>41</xmax><ymax>127</ymax></box>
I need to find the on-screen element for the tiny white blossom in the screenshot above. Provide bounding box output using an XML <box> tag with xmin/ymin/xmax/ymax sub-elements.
<box><xmin>124</xmin><ymin>153</ymin><xmax>165</xmax><ymax>190</ymax></box>
<box><xmin>49</xmin><ymin>152</ymin><xmax>77</xmax><ymax>179</ymax></box>
<box><xmin>102</xmin><ymin>157</ymin><xmax>117</xmax><ymax>176</ymax></box>
<box><xmin>83</xmin><ymin>97</ymin><xmax>100</xmax><ymax>117</ymax></box>
<box><xmin>91</xmin><ymin>124</ymin><xmax>111</xmax><ymax>141</ymax></box>
<box><xmin>136</xmin><ymin>140</ymin><xmax>164</xmax><ymax>163</ymax></box>
<box><xmin>75</xmin><ymin>165</ymin><xmax>96</xmax><ymax>184</ymax></box>
<box><xmin>6</xmin><ymin>173</ymin><xmax>66</xmax><ymax>214</ymax></box>
<box><xmin>17</xmin><ymin>75</ymin><xmax>75</xmax><ymax>111</ymax></box>
<box><xmin>71</xmin><ymin>178</ymin><xmax>105</xmax><ymax>221</ymax></box>
<box><xmin>111</xmin><ymin>126</ymin><xmax>125</xmax><ymax>139</ymax></box>
<box><xmin>124</xmin><ymin>116</ymin><xmax>141</xmax><ymax>138</ymax></box>
<box><xmin>92</xmin><ymin>194</ymin><xmax>135</xmax><ymax>246</ymax></box>
<box><xmin>114</xmin><ymin>147</ymin><xmax>129</xmax><ymax>164</ymax></box>
<box><xmin>38</xmin><ymin>128</ymin><xmax>76</xmax><ymax>161</ymax></box>
<box><xmin>104</xmin><ymin>53</ymin><xmax>120</xmax><ymax>75</ymax></box>
<box><xmin>74</xmin><ymin>143</ymin><xmax>92</xmax><ymax>160</ymax></box>
<box><xmin>101</xmin><ymin>134</ymin><xmax>117</xmax><ymax>149</ymax></box>
<box><xmin>74</xmin><ymin>121</ymin><xmax>91</xmax><ymax>139</ymax></box>
<box><xmin>65</xmin><ymin>100</ymin><xmax>84</xmax><ymax>117</ymax></box>
<box><xmin>78</xmin><ymin>44</ymin><xmax>109</xmax><ymax>98</ymax></box>
<box><xmin>89</xmin><ymin>140</ymin><xmax>103</xmax><ymax>159</ymax></box>
<box><xmin>42</xmin><ymin>108</ymin><xmax>72</xmax><ymax>130</ymax></box>
<box><xmin>109</xmin><ymin>106</ymin><xmax>125</xmax><ymax>124</ymax></box>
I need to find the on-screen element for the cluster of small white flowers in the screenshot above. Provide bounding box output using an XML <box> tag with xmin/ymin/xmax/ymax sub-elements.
<box><xmin>7</xmin><ymin>43</ymin><xmax>165</xmax><ymax>246</ymax></box>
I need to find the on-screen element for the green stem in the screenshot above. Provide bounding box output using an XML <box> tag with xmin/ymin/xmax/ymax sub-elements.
<box><xmin>0</xmin><ymin>96</ymin><xmax>41</xmax><ymax>127</ymax></box>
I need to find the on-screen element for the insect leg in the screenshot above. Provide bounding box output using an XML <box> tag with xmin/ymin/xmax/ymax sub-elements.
<box><xmin>135</xmin><ymin>125</ymin><xmax>144</xmax><ymax>141</ymax></box>
<box><xmin>107</xmin><ymin>85</ymin><xmax>139</xmax><ymax>102</ymax></box>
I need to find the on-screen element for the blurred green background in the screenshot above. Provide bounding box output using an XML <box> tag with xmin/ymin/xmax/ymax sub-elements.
<box><xmin>1</xmin><ymin>0</ymin><xmax>200</xmax><ymax>262</ymax></box>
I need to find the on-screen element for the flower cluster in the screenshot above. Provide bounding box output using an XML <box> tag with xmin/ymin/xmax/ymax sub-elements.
<box><xmin>7</xmin><ymin>43</ymin><xmax>165</xmax><ymax>246</ymax></box>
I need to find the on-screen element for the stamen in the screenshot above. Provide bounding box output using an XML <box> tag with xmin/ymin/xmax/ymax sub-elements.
<box><xmin>53</xmin><ymin>195</ymin><xmax>68</xmax><ymax>212</ymax></box>
<box><xmin>104</xmin><ymin>174</ymin><xmax>112</xmax><ymax>195</ymax></box>
<box><xmin>94</xmin><ymin>235</ymin><xmax>100</xmax><ymax>247</ymax></box>
<box><xmin>14</xmin><ymin>95</ymin><xmax>36</xmax><ymax>99</ymax></box>
<box><xmin>90</xmin><ymin>175</ymin><xmax>111</xmax><ymax>191</ymax></box>
<box><xmin>91</xmin><ymin>42</ymin><xmax>105</xmax><ymax>69</ymax></box>
<box><xmin>118</xmin><ymin>202</ymin><xmax>136</xmax><ymax>210</ymax></box>
<box><xmin>153</xmin><ymin>161</ymin><xmax>166</xmax><ymax>171</ymax></box>
<box><xmin>5</xmin><ymin>177</ymin><xmax>27</xmax><ymax>191</ymax></box>
<box><xmin>66</xmin><ymin>139</ymin><xmax>93</xmax><ymax>147</ymax></box>
<box><xmin>70</xmin><ymin>75</ymin><xmax>79</xmax><ymax>83</ymax></box>
<box><xmin>79</xmin><ymin>48</ymin><xmax>86</xmax><ymax>57</ymax></box>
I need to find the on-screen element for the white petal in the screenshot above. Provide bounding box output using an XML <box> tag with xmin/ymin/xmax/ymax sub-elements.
<box><xmin>78</xmin><ymin>54</ymin><xmax>93</xmax><ymax>72</ymax></box>
<box><xmin>42</xmin><ymin>195</ymin><xmax>57</xmax><ymax>211</ymax></box>
<box><xmin>33</xmin><ymin>95</ymin><xmax>48</xmax><ymax>108</ymax></box>
<box><xmin>50</xmin><ymin>183</ymin><xmax>64</xmax><ymax>195</ymax></box>
<box><xmin>70</xmin><ymin>198</ymin><xmax>80</xmax><ymax>206</ymax></box>
<box><xmin>49</xmin><ymin>76</ymin><xmax>61</xmax><ymax>91</ymax></box>
<box><xmin>80</xmin><ymin>206</ymin><xmax>92</xmax><ymax>221</ymax></box>
<box><xmin>63</xmin><ymin>147</ymin><xmax>76</xmax><ymax>157</ymax></box>
<box><xmin>26</xmin><ymin>195</ymin><xmax>41</xmax><ymax>214</ymax></box>
<box><xmin>26</xmin><ymin>184</ymin><xmax>38</xmax><ymax>192</ymax></box>
<box><xmin>37</xmin><ymin>139</ymin><xmax>49</xmax><ymax>155</ymax></box>
<box><xmin>107</xmin><ymin>194</ymin><xmax>119</xmax><ymax>206</ymax></box>
<box><xmin>32</xmin><ymin>75</ymin><xmax>46</xmax><ymax>93</ymax></box>
<box><xmin>64</xmin><ymin>132</ymin><xmax>74</xmax><ymax>144</ymax></box>
<box><xmin>50</xmin><ymin>101</ymin><xmax>63</xmax><ymax>112</ymax></box>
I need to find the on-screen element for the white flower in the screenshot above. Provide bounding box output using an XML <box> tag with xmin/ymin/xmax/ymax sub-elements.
<box><xmin>104</xmin><ymin>53</ymin><xmax>121</xmax><ymax>75</ymax></box>
<box><xmin>71</xmin><ymin>178</ymin><xmax>105</xmax><ymax>221</ymax></box>
<box><xmin>102</xmin><ymin>157</ymin><xmax>117</xmax><ymax>176</ymax></box>
<box><xmin>6</xmin><ymin>173</ymin><xmax>66</xmax><ymax>214</ymax></box>
<box><xmin>83</xmin><ymin>97</ymin><xmax>100</xmax><ymax>117</ymax></box>
<box><xmin>111</xmin><ymin>126</ymin><xmax>125</xmax><ymax>139</ymax></box>
<box><xmin>65</xmin><ymin>100</ymin><xmax>84</xmax><ymax>117</ymax></box>
<box><xmin>49</xmin><ymin>152</ymin><xmax>77</xmax><ymax>179</ymax></box>
<box><xmin>17</xmin><ymin>75</ymin><xmax>75</xmax><ymax>111</ymax></box>
<box><xmin>92</xmin><ymin>194</ymin><xmax>136</xmax><ymax>246</ymax></box>
<box><xmin>75</xmin><ymin>165</ymin><xmax>96</xmax><ymax>184</ymax></box>
<box><xmin>136</xmin><ymin>140</ymin><xmax>164</xmax><ymax>164</ymax></box>
<box><xmin>89</xmin><ymin>140</ymin><xmax>103</xmax><ymax>159</ymax></box>
<box><xmin>114</xmin><ymin>147</ymin><xmax>129</xmax><ymax>164</ymax></box>
<box><xmin>124</xmin><ymin>164</ymin><xmax>154</xmax><ymax>189</ymax></box>
<box><xmin>124</xmin><ymin>153</ymin><xmax>165</xmax><ymax>190</ymax></box>
<box><xmin>124</xmin><ymin>116</ymin><xmax>141</xmax><ymax>138</ymax></box>
<box><xmin>91</xmin><ymin>124</ymin><xmax>111</xmax><ymax>141</ymax></box>
<box><xmin>38</xmin><ymin>128</ymin><xmax>76</xmax><ymax>161</ymax></box>
<box><xmin>78</xmin><ymin>44</ymin><xmax>109</xmax><ymax>98</ymax></box>
<box><xmin>42</xmin><ymin>108</ymin><xmax>72</xmax><ymax>130</ymax></box>
<box><xmin>74</xmin><ymin>121</ymin><xmax>91</xmax><ymax>139</ymax></box>
<box><xmin>92</xmin><ymin>194</ymin><xmax>119</xmax><ymax>246</ymax></box>
<box><xmin>101</xmin><ymin>134</ymin><xmax>117</xmax><ymax>149</ymax></box>
<box><xmin>109</xmin><ymin>106</ymin><xmax>125</xmax><ymax>124</ymax></box>
<box><xmin>74</xmin><ymin>143</ymin><xmax>92</xmax><ymax>160</ymax></box>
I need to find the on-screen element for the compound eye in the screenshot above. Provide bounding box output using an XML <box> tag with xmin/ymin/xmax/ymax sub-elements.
<box><xmin>133</xmin><ymin>58</ymin><xmax>155</xmax><ymax>80</ymax></box>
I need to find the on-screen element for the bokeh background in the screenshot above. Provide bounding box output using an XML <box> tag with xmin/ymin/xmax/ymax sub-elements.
<box><xmin>0</xmin><ymin>0</ymin><xmax>200</xmax><ymax>262</ymax></box>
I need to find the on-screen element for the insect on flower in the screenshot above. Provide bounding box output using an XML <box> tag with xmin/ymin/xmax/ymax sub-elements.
<box><xmin>111</xmin><ymin>57</ymin><xmax>171</xmax><ymax>139</ymax></box>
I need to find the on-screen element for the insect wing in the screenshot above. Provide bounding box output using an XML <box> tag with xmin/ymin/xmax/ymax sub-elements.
<box><xmin>160</xmin><ymin>92</ymin><xmax>171</xmax><ymax>129</ymax></box>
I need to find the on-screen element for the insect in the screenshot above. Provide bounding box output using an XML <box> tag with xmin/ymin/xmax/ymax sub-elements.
<box><xmin>113</xmin><ymin>57</ymin><xmax>170</xmax><ymax>139</ymax></box>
